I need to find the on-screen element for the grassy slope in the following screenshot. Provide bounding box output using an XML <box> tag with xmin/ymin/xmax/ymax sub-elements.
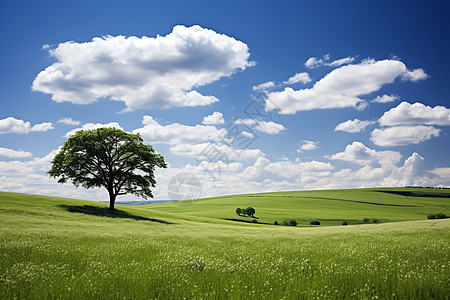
<box><xmin>0</xmin><ymin>190</ymin><xmax>449</xmax><ymax>299</ymax></box>
<box><xmin>143</xmin><ymin>188</ymin><xmax>450</xmax><ymax>226</ymax></box>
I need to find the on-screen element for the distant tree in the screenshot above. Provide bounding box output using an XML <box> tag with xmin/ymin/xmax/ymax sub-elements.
<box><xmin>274</xmin><ymin>221</ymin><xmax>279</xmax><ymax>225</ymax></box>
<box><xmin>236</xmin><ymin>208</ymin><xmax>242</xmax><ymax>216</ymax></box>
<box><xmin>310</xmin><ymin>220</ymin><xmax>320</xmax><ymax>225</ymax></box>
<box><xmin>435</xmin><ymin>213</ymin><xmax>447</xmax><ymax>219</ymax></box>
<box><xmin>48</xmin><ymin>128</ymin><xmax>167</xmax><ymax>210</ymax></box>
<box><xmin>246</xmin><ymin>207</ymin><xmax>256</xmax><ymax>217</ymax></box>
<box><xmin>372</xmin><ymin>219</ymin><xmax>380</xmax><ymax>224</ymax></box>
<box><xmin>342</xmin><ymin>221</ymin><xmax>348</xmax><ymax>226</ymax></box>
<box><xmin>363</xmin><ymin>218</ymin><xmax>370</xmax><ymax>223</ymax></box>
<box><xmin>283</xmin><ymin>219</ymin><xmax>297</xmax><ymax>226</ymax></box>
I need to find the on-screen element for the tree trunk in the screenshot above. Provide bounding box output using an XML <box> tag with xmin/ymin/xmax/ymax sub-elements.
<box><xmin>108</xmin><ymin>191</ymin><xmax>117</xmax><ymax>211</ymax></box>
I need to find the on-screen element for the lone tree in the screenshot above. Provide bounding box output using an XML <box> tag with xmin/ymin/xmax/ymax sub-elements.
<box><xmin>245</xmin><ymin>207</ymin><xmax>256</xmax><ymax>217</ymax></box>
<box><xmin>48</xmin><ymin>128</ymin><xmax>167</xmax><ymax>210</ymax></box>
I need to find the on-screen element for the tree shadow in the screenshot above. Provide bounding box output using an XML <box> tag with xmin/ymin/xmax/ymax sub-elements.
<box><xmin>58</xmin><ymin>205</ymin><xmax>174</xmax><ymax>224</ymax></box>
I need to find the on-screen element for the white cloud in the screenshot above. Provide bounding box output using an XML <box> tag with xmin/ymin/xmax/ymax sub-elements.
<box><xmin>202</xmin><ymin>111</ymin><xmax>225</xmax><ymax>125</ymax></box>
<box><xmin>255</xmin><ymin>121</ymin><xmax>285</xmax><ymax>134</ymax></box>
<box><xmin>335</xmin><ymin>119</ymin><xmax>375</xmax><ymax>133</ymax></box>
<box><xmin>32</xmin><ymin>25</ymin><xmax>254</xmax><ymax>111</ymax></box>
<box><xmin>169</xmin><ymin>142</ymin><xmax>263</xmax><ymax>161</ymax></box>
<box><xmin>0</xmin><ymin>147</ymin><xmax>33</xmax><ymax>158</ymax></box>
<box><xmin>379</xmin><ymin>102</ymin><xmax>450</xmax><ymax>126</ymax></box>
<box><xmin>326</xmin><ymin>56</ymin><xmax>355</xmax><ymax>67</ymax></box>
<box><xmin>57</xmin><ymin>117</ymin><xmax>81</xmax><ymax>126</ymax></box>
<box><xmin>242</xmin><ymin>157</ymin><xmax>270</xmax><ymax>178</ymax></box>
<box><xmin>234</xmin><ymin>118</ymin><xmax>285</xmax><ymax>134</ymax></box>
<box><xmin>381</xmin><ymin>153</ymin><xmax>425</xmax><ymax>187</ymax></box>
<box><xmin>0</xmin><ymin>117</ymin><xmax>31</xmax><ymax>134</ymax></box>
<box><xmin>330</xmin><ymin>141</ymin><xmax>402</xmax><ymax>166</ymax></box>
<box><xmin>65</xmin><ymin>122</ymin><xmax>123</xmax><ymax>138</ymax></box>
<box><xmin>371</xmin><ymin>125</ymin><xmax>440</xmax><ymax>147</ymax></box>
<box><xmin>283</xmin><ymin>72</ymin><xmax>311</xmax><ymax>85</ymax></box>
<box><xmin>428</xmin><ymin>167</ymin><xmax>450</xmax><ymax>179</ymax></box>
<box><xmin>267</xmin><ymin>59</ymin><xmax>408</xmax><ymax>114</ymax></box>
<box><xmin>252</xmin><ymin>81</ymin><xmax>275</xmax><ymax>91</ymax></box>
<box><xmin>31</xmin><ymin>122</ymin><xmax>54</xmax><ymax>132</ymax></box>
<box><xmin>401</xmin><ymin>68</ymin><xmax>429</xmax><ymax>82</ymax></box>
<box><xmin>134</xmin><ymin>116</ymin><xmax>224</xmax><ymax>145</ymax></box>
<box><xmin>371</xmin><ymin>94</ymin><xmax>399</xmax><ymax>103</ymax></box>
<box><xmin>304</xmin><ymin>54</ymin><xmax>330</xmax><ymax>68</ymax></box>
<box><xmin>297</xmin><ymin>140</ymin><xmax>319</xmax><ymax>152</ymax></box>
<box><xmin>265</xmin><ymin>160</ymin><xmax>333</xmax><ymax>179</ymax></box>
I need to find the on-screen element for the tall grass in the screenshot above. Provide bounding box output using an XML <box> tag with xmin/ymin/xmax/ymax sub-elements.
<box><xmin>0</xmin><ymin>192</ymin><xmax>448</xmax><ymax>299</ymax></box>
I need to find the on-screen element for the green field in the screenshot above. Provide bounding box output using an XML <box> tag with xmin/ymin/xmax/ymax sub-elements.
<box><xmin>0</xmin><ymin>188</ymin><xmax>449</xmax><ymax>299</ymax></box>
<box><xmin>146</xmin><ymin>187</ymin><xmax>450</xmax><ymax>226</ymax></box>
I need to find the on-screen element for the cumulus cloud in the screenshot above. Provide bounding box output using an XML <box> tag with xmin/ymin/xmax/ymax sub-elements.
<box><xmin>170</xmin><ymin>142</ymin><xmax>263</xmax><ymax>161</ymax></box>
<box><xmin>57</xmin><ymin>117</ymin><xmax>81</xmax><ymax>126</ymax></box>
<box><xmin>65</xmin><ymin>122</ymin><xmax>123</xmax><ymax>138</ymax></box>
<box><xmin>379</xmin><ymin>102</ymin><xmax>450</xmax><ymax>126</ymax></box>
<box><xmin>283</xmin><ymin>72</ymin><xmax>311</xmax><ymax>85</ymax></box>
<box><xmin>32</xmin><ymin>25</ymin><xmax>254</xmax><ymax>111</ymax></box>
<box><xmin>134</xmin><ymin>116</ymin><xmax>224</xmax><ymax>145</ymax></box>
<box><xmin>0</xmin><ymin>147</ymin><xmax>33</xmax><ymax>158</ymax></box>
<box><xmin>401</xmin><ymin>68</ymin><xmax>429</xmax><ymax>82</ymax></box>
<box><xmin>326</xmin><ymin>56</ymin><xmax>356</xmax><ymax>67</ymax></box>
<box><xmin>297</xmin><ymin>140</ymin><xmax>319</xmax><ymax>152</ymax></box>
<box><xmin>0</xmin><ymin>117</ymin><xmax>54</xmax><ymax>134</ymax></box>
<box><xmin>31</xmin><ymin>122</ymin><xmax>54</xmax><ymax>132</ymax></box>
<box><xmin>252</xmin><ymin>81</ymin><xmax>275</xmax><ymax>91</ymax></box>
<box><xmin>428</xmin><ymin>167</ymin><xmax>450</xmax><ymax>179</ymax></box>
<box><xmin>265</xmin><ymin>160</ymin><xmax>334</xmax><ymax>179</ymax></box>
<box><xmin>335</xmin><ymin>119</ymin><xmax>375</xmax><ymax>133</ymax></box>
<box><xmin>330</xmin><ymin>141</ymin><xmax>402</xmax><ymax>166</ymax></box>
<box><xmin>371</xmin><ymin>94</ymin><xmax>399</xmax><ymax>103</ymax></box>
<box><xmin>304</xmin><ymin>54</ymin><xmax>330</xmax><ymax>68</ymax></box>
<box><xmin>381</xmin><ymin>153</ymin><xmax>425</xmax><ymax>186</ymax></box>
<box><xmin>266</xmin><ymin>59</ymin><xmax>408</xmax><ymax>114</ymax></box>
<box><xmin>202</xmin><ymin>111</ymin><xmax>225</xmax><ymax>125</ymax></box>
<box><xmin>371</xmin><ymin>125</ymin><xmax>441</xmax><ymax>147</ymax></box>
<box><xmin>0</xmin><ymin>117</ymin><xmax>31</xmax><ymax>134</ymax></box>
<box><xmin>234</xmin><ymin>118</ymin><xmax>285</xmax><ymax>134</ymax></box>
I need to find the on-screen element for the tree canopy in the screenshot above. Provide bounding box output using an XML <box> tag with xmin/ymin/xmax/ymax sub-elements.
<box><xmin>48</xmin><ymin>127</ymin><xmax>167</xmax><ymax>210</ymax></box>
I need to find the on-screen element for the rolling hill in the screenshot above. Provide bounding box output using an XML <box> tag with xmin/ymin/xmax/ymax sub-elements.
<box><xmin>143</xmin><ymin>187</ymin><xmax>450</xmax><ymax>226</ymax></box>
<box><xmin>0</xmin><ymin>189</ymin><xmax>448</xmax><ymax>299</ymax></box>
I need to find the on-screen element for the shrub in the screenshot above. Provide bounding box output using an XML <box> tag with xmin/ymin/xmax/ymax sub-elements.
<box><xmin>310</xmin><ymin>220</ymin><xmax>320</xmax><ymax>225</ymax></box>
<box><xmin>363</xmin><ymin>218</ymin><xmax>370</xmax><ymax>222</ymax></box>
<box><xmin>283</xmin><ymin>219</ymin><xmax>297</xmax><ymax>226</ymax></box>
<box><xmin>342</xmin><ymin>221</ymin><xmax>348</xmax><ymax>226</ymax></box>
<box><xmin>372</xmin><ymin>219</ymin><xmax>380</xmax><ymax>224</ymax></box>
<box><xmin>246</xmin><ymin>207</ymin><xmax>256</xmax><ymax>217</ymax></box>
<box><xmin>436</xmin><ymin>213</ymin><xmax>447</xmax><ymax>219</ymax></box>
<box><xmin>251</xmin><ymin>219</ymin><xmax>258</xmax><ymax>223</ymax></box>
<box><xmin>428</xmin><ymin>213</ymin><xmax>447</xmax><ymax>219</ymax></box>
<box><xmin>274</xmin><ymin>221</ymin><xmax>278</xmax><ymax>225</ymax></box>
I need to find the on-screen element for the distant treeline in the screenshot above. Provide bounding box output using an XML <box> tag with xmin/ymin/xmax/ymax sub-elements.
<box><xmin>405</xmin><ymin>186</ymin><xmax>450</xmax><ymax>189</ymax></box>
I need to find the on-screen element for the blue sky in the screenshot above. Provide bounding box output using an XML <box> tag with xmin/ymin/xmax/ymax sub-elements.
<box><xmin>0</xmin><ymin>0</ymin><xmax>449</xmax><ymax>201</ymax></box>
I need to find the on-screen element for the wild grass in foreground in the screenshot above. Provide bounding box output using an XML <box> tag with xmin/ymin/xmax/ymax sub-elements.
<box><xmin>0</xmin><ymin>192</ymin><xmax>449</xmax><ymax>299</ymax></box>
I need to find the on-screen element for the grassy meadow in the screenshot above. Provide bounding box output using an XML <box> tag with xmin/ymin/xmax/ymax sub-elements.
<box><xmin>0</xmin><ymin>189</ymin><xmax>449</xmax><ymax>299</ymax></box>
<box><xmin>146</xmin><ymin>187</ymin><xmax>450</xmax><ymax>226</ymax></box>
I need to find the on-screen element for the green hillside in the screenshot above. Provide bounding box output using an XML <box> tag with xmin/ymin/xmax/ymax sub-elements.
<box><xmin>0</xmin><ymin>190</ymin><xmax>449</xmax><ymax>299</ymax></box>
<box><xmin>144</xmin><ymin>187</ymin><xmax>450</xmax><ymax>226</ymax></box>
